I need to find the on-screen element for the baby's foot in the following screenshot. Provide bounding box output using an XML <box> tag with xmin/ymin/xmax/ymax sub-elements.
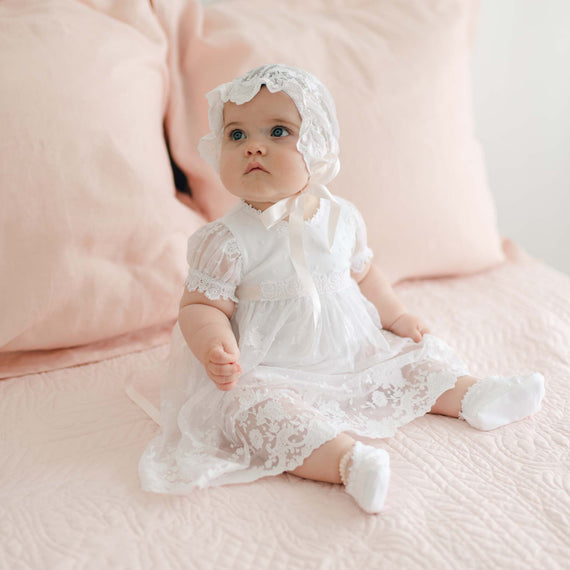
<box><xmin>459</xmin><ymin>372</ymin><xmax>545</xmax><ymax>431</ymax></box>
<box><xmin>340</xmin><ymin>441</ymin><xmax>390</xmax><ymax>514</ymax></box>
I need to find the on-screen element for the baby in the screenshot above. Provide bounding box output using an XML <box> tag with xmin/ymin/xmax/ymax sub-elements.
<box><xmin>139</xmin><ymin>64</ymin><xmax>545</xmax><ymax>514</ymax></box>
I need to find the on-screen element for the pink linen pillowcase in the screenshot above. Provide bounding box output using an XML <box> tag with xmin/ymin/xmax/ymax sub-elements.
<box><xmin>0</xmin><ymin>0</ymin><xmax>206</xmax><ymax>378</ymax></box>
<box><xmin>155</xmin><ymin>0</ymin><xmax>505</xmax><ymax>284</ymax></box>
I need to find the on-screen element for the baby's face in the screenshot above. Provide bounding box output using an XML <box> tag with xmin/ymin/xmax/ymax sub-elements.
<box><xmin>219</xmin><ymin>87</ymin><xmax>309</xmax><ymax>211</ymax></box>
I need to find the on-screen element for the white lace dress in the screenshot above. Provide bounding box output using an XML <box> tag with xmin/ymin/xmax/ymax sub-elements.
<box><xmin>139</xmin><ymin>198</ymin><xmax>470</xmax><ymax>493</ymax></box>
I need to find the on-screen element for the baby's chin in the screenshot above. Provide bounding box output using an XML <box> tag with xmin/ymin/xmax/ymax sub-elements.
<box><xmin>226</xmin><ymin>178</ymin><xmax>308</xmax><ymax>203</ymax></box>
<box><xmin>236</xmin><ymin>188</ymin><xmax>298</xmax><ymax>205</ymax></box>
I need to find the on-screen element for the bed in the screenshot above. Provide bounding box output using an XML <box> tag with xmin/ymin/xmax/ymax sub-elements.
<box><xmin>2</xmin><ymin>241</ymin><xmax>569</xmax><ymax>569</ymax></box>
<box><xmin>1</xmin><ymin>1</ymin><xmax>568</xmax><ymax>569</ymax></box>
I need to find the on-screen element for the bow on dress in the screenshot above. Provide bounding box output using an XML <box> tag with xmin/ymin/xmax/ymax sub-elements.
<box><xmin>259</xmin><ymin>182</ymin><xmax>341</xmax><ymax>329</ymax></box>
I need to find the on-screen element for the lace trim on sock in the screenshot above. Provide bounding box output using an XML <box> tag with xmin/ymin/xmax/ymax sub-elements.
<box><xmin>339</xmin><ymin>445</ymin><xmax>354</xmax><ymax>486</ymax></box>
<box><xmin>458</xmin><ymin>381</ymin><xmax>479</xmax><ymax>421</ymax></box>
<box><xmin>458</xmin><ymin>376</ymin><xmax>508</xmax><ymax>420</ymax></box>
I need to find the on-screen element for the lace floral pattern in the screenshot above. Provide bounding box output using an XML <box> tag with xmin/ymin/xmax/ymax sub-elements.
<box><xmin>255</xmin><ymin>271</ymin><xmax>352</xmax><ymax>300</ymax></box>
<box><xmin>140</xmin><ymin>329</ymin><xmax>470</xmax><ymax>493</ymax></box>
<box><xmin>351</xmin><ymin>248</ymin><xmax>374</xmax><ymax>274</ymax></box>
<box><xmin>230</xmin><ymin>394</ymin><xmax>339</xmax><ymax>474</ymax></box>
<box><xmin>240</xmin><ymin>325</ymin><xmax>265</xmax><ymax>351</ymax></box>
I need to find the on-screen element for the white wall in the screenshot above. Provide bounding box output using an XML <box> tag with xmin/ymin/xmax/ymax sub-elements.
<box><xmin>471</xmin><ymin>0</ymin><xmax>570</xmax><ymax>275</ymax></box>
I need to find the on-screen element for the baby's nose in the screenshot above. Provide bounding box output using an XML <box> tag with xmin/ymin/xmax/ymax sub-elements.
<box><xmin>245</xmin><ymin>139</ymin><xmax>267</xmax><ymax>156</ymax></box>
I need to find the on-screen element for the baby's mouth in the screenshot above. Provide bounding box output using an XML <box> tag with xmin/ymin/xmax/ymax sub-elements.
<box><xmin>245</xmin><ymin>162</ymin><xmax>268</xmax><ymax>174</ymax></box>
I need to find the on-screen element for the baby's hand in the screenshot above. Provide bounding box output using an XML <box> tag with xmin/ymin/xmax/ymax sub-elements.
<box><xmin>204</xmin><ymin>342</ymin><xmax>242</xmax><ymax>391</ymax></box>
<box><xmin>388</xmin><ymin>313</ymin><xmax>431</xmax><ymax>343</ymax></box>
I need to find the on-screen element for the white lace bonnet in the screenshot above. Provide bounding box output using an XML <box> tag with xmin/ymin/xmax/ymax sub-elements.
<box><xmin>197</xmin><ymin>63</ymin><xmax>340</xmax><ymax>186</ymax></box>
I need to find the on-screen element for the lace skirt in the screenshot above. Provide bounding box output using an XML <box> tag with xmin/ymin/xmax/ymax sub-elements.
<box><xmin>139</xmin><ymin>323</ymin><xmax>470</xmax><ymax>494</ymax></box>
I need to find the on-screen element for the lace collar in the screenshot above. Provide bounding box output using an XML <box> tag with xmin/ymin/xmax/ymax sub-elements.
<box><xmin>240</xmin><ymin>198</ymin><xmax>327</xmax><ymax>232</ymax></box>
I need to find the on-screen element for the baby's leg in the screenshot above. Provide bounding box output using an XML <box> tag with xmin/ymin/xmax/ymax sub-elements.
<box><xmin>289</xmin><ymin>433</ymin><xmax>355</xmax><ymax>484</ymax></box>
<box><xmin>289</xmin><ymin>434</ymin><xmax>390</xmax><ymax>514</ymax></box>
<box><xmin>429</xmin><ymin>375</ymin><xmax>478</xmax><ymax>417</ymax></box>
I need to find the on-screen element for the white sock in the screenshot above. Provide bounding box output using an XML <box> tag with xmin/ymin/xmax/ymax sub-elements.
<box><xmin>339</xmin><ymin>441</ymin><xmax>390</xmax><ymax>514</ymax></box>
<box><xmin>459</xmin><ymin>372</ymin><xmax>545</xmax><ymax>431</ymax></box>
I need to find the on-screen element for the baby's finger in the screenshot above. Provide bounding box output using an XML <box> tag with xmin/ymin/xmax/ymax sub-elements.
<box><xmin>222</xmin><ymin>341</ymin><xmax>240</xmax><ymax>358</ymax></box>
<box><xmin>209</xmin><ymin>345</ymin><xmax>238</xmax><ymax>365</ymax></box>
<box><xmin>208</xmin><ymin>362</ymin><xmax>241</xmax><ymax>376</ymax></box>
<box><xmin>210</xmin><ymin>373</ymin><xmax>239</xmax><ymax>391</ymax></box>
<box><xmin>413</xmin><ymin>326</ymin><xmax>422</xmax><ymax>342</ymax></box>
<box><xmin>216</xmin><ymin>380</ymin><xmax>238</xmax><ymax>392</ymax></box>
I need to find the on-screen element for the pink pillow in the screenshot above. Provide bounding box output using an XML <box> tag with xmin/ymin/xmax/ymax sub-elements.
<box><xmin>155</xmin><ymin>0</ymin><xmax>505</xmax><ymax>284</ymax></box>
<box><xmin>0</xmin><ymin>0</ymin><xmax>206</xmax><ymax>378</ymax></box>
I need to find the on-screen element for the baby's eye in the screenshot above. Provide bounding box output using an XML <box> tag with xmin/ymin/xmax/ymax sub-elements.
<box><xmin>229</xmin><ymin>129</ymin><xmax>245</xmax><ymax>141</ymax></box>
<box><xmin>271</xmin><ymin>126</ymin><xmax>290</xmax><ymax>138</ymax></box>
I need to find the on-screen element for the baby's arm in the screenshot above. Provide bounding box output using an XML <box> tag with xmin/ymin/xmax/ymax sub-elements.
<box><xmin>352</xmin><ymin>262</ymin><xmax>430</xmax><ymax>342</ymax></box>
<box><xmin>178</xmin><ymin>288</ymin><xmax>241</xmax><ymax>391</ymax></box>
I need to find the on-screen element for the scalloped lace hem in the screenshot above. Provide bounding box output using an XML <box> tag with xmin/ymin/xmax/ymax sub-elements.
<box><xmin>351</xmin><ymin>248</ymin><xmax>374</xmax><ymax>274</ymax></box>
<box><xmin>141</xmin><ymin>426</ymin><xmax>340</xmax><ymax>494</ymax></box>
<box><xmin>185</xmin><ymin>269</ymin><xmax>239</xmax><ymax>302</ymax></box>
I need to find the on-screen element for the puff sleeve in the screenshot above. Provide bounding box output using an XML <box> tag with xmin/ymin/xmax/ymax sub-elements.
<box><xmin>184</xmin><ymin>222</ymin><xmax>243</xmax><ymax>303</ymax></box>
<box><xmin>348</xmin><ymin>203</ymin><xmax>374</xmax><ymax>274</ymax></box>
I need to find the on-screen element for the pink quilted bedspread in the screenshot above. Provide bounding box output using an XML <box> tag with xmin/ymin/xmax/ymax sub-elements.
<box><xmin>1</xmin><ymin>240</ymin><xmax>568</xmax><ymax>569</ymax></box>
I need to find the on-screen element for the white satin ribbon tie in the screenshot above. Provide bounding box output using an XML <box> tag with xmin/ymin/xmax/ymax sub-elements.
<box><xmin>259</xmin><ymin>184</ymin><xmax>341</xmax><ymax>330</ymax></box>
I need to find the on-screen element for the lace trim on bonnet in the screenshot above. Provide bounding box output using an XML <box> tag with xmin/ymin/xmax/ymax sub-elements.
<box><xmin>197</xmin><ymin>64</ymin><xmax>341</xmax><ymax>186</ymax></box>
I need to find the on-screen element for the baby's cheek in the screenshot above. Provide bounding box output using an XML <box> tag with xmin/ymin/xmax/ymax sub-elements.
<box><xmin>288</xmin><ymin>156</ymin><xmax>309</xmax><ymax>186</ymax></box>
<box><xmin>219</xmin><ymin>156</ymin><xmax>238</xmax><ymax>190</ymax></box>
